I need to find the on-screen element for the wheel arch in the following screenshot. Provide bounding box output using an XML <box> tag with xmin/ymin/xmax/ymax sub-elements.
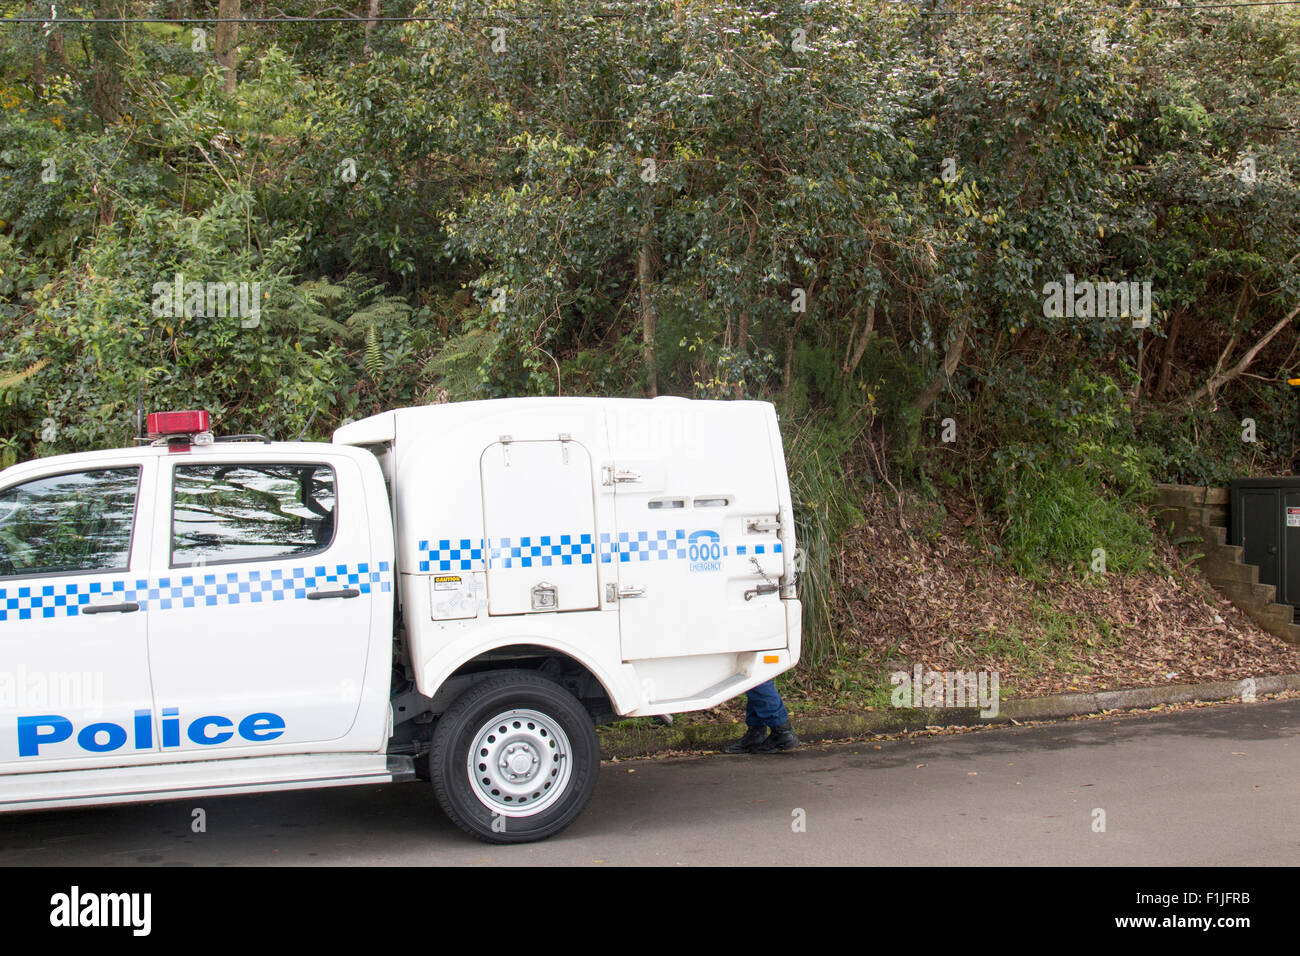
<box><xmin>421</xmin><ymin>639</ymin><xmax>631</xmax><ymax>723</ymax></box>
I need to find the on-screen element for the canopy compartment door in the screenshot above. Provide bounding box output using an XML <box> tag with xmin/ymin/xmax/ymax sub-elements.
<box><xmin>480</xmin><ymin>439</ymin><xmax>600</xmax><ymax>615</ymax></box>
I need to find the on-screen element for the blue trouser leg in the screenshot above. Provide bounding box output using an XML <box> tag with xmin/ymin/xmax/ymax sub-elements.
<box><xmin>744</xmin><ymin>680</ymin><xmax>790</xmax><ymax>727</ymax></box>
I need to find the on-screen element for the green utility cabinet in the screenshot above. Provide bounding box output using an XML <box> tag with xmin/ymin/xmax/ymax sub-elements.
<box><xmin>1229</xmin><ymin>478</ymin><xmax>1300</xmax><ymax>617</ymax></box>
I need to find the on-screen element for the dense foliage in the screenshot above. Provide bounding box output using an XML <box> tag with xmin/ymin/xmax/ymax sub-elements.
<box><xmin>3</xmin><ymin>1</ymin><xmax>1299</xmax><ymax>662</ymax></box>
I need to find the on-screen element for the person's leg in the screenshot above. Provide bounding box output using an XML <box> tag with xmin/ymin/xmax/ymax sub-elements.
<box><xmin>723</xmin><ymin>684</ymin><xmax>778</xmax><ymax>754</ymax></box>
<box><xmin>750</xmin><ymin>681</ymin><xmax>798</xmax><ymax>753</ymax></box>
<box><xmin>746</xmin><ymin>680</ymin><xmax>789</xmax><ymax>727</ymax></box>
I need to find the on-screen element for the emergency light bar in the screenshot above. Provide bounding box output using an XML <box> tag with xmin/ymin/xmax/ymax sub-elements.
<box><xmin>146</xmin><ymin>410</ymin><xmax>211</xmax><ymax>440</ymax></box>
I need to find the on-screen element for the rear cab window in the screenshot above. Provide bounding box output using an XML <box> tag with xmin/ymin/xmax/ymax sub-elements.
<box><xmin>169</xmin><ymin>463</ymin><xmax>337</xmax><ymax>568</ymax></box>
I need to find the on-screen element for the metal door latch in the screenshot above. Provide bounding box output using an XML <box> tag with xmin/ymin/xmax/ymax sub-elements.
<box><xmin>531</xmin><ymin>582</ymin><xmax>558</xmax><ymax>610</ymax></box>
<box><xmin>601</xmin><ymin>466</ymin><xmax>643</xmax><ymax>485</ymax></box>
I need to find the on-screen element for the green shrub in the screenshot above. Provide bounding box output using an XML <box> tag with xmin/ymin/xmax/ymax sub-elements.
<box><xmin>780</xmin><ymin>412</ymin><xmax>865</xmax><ymax>670</ymax></box>
<box><xmin>1001</xmin><ymin>461</ymin><xmax>1153</xmax><ymax>577</ymax></box>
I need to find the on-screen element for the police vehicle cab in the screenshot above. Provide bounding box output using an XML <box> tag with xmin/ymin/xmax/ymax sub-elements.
<box><xmin>0</xmin><ymin>397</ymin><xmax>800</xmax><ymax>842</ymax></box>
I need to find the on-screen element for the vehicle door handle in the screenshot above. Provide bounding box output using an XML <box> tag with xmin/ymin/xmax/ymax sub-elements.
<box><xmin>618</xmin><ymin>585</ymin><xmax>646</xmax><ymax>599</ymax></box>
<box><xmin>82</xmin><ymin>602</ymin><xmax>141</xmax><ymax>615</ymax></box>
<box><xmin>306</xmin><ymin>588</ymin><xmax>361</xmax><ymax>601</ymax></box>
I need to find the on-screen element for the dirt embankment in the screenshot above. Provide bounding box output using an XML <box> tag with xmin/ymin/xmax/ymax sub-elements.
<box><xmin>823</xmin><ymin>490</ymin><xmax>1300</xmax><ymax>700</ymax></box>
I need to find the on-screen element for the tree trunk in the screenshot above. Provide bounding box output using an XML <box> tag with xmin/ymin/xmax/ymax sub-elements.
<box><xmin>1191</xmin><ymin>300</ymin><xmax>1300</xmax><ymax>403</ymax></box>
<box><xmin>782</xmin><ymin>279</ymin><xmax>816</xmax><ymax>398</ymax></box>
<box><xmin>912</xmin><ymin>314</ymin><xmax>970</xmax><ymax>413</ymax></box>
<box><xmin>1131</xmin><ymin>329</ymin><xmax>1146</xmax><ymax>406</ymax></box>
<box><xmin>733</xmin><ymin>308</ymin><xmax>750</xmax><ymax>398</ymax></box>
<box><xmin>364</xmin><ymin>0</ymin><xmax>381</xmax><ymax>55</ymax></box>
<box><xmin>638</xmin><ymin>220</ymin><xmax>657</xmax><ymax>397</ymax></box>
<box><xmin>88</xmin><ymin>0</ymin><xmax>125</xmax><ymax>126</ymax></box>
<box><xmin>842</xmin><ymin>303</ymin><xmax>877</xmax><ymax>384</ymax></box>
<box><xmin>1155</xmin><ymin>309</ymin><xmax>1182</xmax><ymax>399</ymax></box>
<box><xmin>215</xmin><ymin>0</ymin><xmax>240</xmax><ymax>94</ymax></box>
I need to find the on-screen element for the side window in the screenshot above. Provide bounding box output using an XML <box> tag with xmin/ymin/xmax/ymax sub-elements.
<box><xmin>0</xmin><ymin>468</ymin><xmax>140</xmax><ymax>578</ymax></box>
<box><xmin>171</xmin><ymin>463</ymin><xmax>337</xmax><ymax>568</ymax></box>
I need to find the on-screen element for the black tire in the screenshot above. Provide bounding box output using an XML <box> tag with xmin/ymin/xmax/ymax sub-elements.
<box><xmin>429</xmin><ymin>671</ymin><xmax>600</xmax><ymax>844</ymax></box>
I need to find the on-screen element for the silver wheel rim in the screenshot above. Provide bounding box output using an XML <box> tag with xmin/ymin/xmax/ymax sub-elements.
<box><xmin>466</xmin><ymin>708</ymin><xmax>573</xmax><ymax>818</ymax></box>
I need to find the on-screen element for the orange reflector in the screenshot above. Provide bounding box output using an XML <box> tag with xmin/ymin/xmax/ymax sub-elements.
<box><xmin>1290</xmin><ymin>378</ymin><xmax>1300</xmax><ymax>386</ymax></box>
<box><xmin>763</xmin><ymin>655</ymin><xmax>780</xmax><ymax>664</ymax></box>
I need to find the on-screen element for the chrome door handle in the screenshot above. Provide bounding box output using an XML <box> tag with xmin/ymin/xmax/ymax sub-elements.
<box><xmin>307</xmin><ymin>589</ymin><xmax>361</xmax><ymax>600</ymax></box>
<box><xmin>82</xmin><ymin>602</ymin><xmax>141</xmax><ymax>615</ymax></box>
<box><xmin>617</xmin><ymin>585</ymin><xmax>646</xmax><ymax>599</ymax></box>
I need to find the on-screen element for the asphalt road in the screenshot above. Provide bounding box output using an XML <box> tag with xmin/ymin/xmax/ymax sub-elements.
<box><xmin>2</xmin><ymin>698</ymin><xmax>1297</xmax><ymax>866</ymax></box>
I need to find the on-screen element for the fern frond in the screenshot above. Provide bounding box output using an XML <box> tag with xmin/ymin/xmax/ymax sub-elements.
<box><xmin>0</xmin><ymin>357</ymin><xmax>51</xmax><ymax>393</ymax></box>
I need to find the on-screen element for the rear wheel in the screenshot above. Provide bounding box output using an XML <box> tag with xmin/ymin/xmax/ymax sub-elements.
<box><xmin>429</xmin><ymin>672</ymin><xmax>600</xmax><ymax>844</ymax></box>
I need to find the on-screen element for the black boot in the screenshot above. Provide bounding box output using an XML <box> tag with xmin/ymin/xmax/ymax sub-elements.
<box><xmin>723</xmin><ymin>725</ymin><xmax>769</xmax><ymax>754</ymax></box>
<box><xmin>754</xmin><ymin>722</ymin><xmax>799</xmax><ymax>753</ymax></box>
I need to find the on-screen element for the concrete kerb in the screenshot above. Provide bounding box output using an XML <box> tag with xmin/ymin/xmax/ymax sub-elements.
<box><xmin>596</xmin><ymin>674</ymin><xmax>1300</xmax><ymax>760</ymax></box>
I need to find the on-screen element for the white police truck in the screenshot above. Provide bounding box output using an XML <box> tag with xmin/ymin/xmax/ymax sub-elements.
<box><xmin>0</xmin><ymin>397</ymin><xmax>800</xmax><ymax>842</ymax></box>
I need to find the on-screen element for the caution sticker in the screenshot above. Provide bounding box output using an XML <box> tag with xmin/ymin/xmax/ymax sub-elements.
<box><xmin>433</xmin><ymin>575</ymin><xmax>463</xmax><ymax>591</ymax></box>
<box><xmin>1288</xmin><ymin>508</ymin><xmax>1300</xmax><ymax>528</ymax></box>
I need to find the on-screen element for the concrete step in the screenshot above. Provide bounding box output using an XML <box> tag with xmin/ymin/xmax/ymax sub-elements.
<box><xmin>1153</xmin><ymin>489</ymin><xmax>1300</xmax><ymax>643</ymax></box>
<box><xmin>1153</xmin><ymin>487</ymin><xmax>1198</xmax><ymax>508</ymax></box>
<box><xmin>1215</xmin><ymin>578</ymin><xmax>1278</xmax><ymax>610</ymax></box>
<box><xmin>1186</xmin><ymin>505</ymin><xmax>1228</xmax><ymax>529</ymax></box>
<box><xmin>1153</xmin><ymin>484</ymin><xmax>1229</xmax><ymax>507</ymax></box>
<box><xmin>1157</xmin><ymin>512</ymin><xmax>1214</xmax><ymax>542</ymax></box>
<box><xmin>1201</xmin><ymin>558</ymin><xmax>1258</xmax><ymax>586</ymax></box>
<box><xmin>1212</xmin><ymin>542</ymin><xmax>1244</xmax><ymax>563</ymax></box>
<box><xmin>1250</xmin><ymin>602</ymin><xmax>1298</xmax><ymax>635</ymax></box>
<box><xmin>1264</xmin><ymin>602</ymin><xmax>1297</xmax><ymax>624</ymax></box>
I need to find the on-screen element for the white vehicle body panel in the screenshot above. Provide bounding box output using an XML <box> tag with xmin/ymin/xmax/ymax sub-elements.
<box><xmin>0</xmin><ymin>397</ymin><xmax>799</xmax><ymax>812</ymax></box>
<box><xmin>337</xmin><ymin>397</ymin><xmax>801</xmax><ymax>718</ymax></box>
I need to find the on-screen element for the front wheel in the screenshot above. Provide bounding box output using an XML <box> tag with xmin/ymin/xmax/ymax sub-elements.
<box><xmin>429</xmin><ymin>672</ymin><xmax>600</xmax><ymax>844</ymax></box>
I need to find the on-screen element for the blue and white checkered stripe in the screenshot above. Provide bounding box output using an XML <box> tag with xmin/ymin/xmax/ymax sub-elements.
<box><xmin>0</xmin><ymin>561</ymin><xmax>392</xmax><ymax>622</ymax></box>
<box><xmin>600</xmin><ymin>530</ymin><xmax>689</xmax><ymax>563</ymax></box>
<box><xmin>416</xmin><ymin>531</ymin><xmax>783</xmax><ymax>571</ymax></box>
<box><xmin>598</xmin><ymin>532</ymin><xmax>783</xmax><ymax>562</ymax></box>
<box><xmin>417</xmin><ymin>538</ymin><xmax>485</xmax><ymax>573</ymax></box>
<box><xmin>489</xmin><ymin>535</ymin><xmax>594</xmax><ymax>569</ymax></box>
<box><xmin>418</xmin><ymin>536</ymin><xmax>594</xmax><ymax>571</ymax></box>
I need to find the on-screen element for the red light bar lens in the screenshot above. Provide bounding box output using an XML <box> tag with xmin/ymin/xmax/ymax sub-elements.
<box><xmin>147</xmin><ymin>410</ymin><xmax>210</xmax><ymax>438</ymax></box>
